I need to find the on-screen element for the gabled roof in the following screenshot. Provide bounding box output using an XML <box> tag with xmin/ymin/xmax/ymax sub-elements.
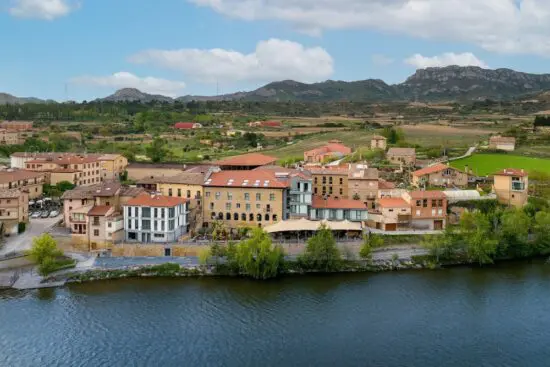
<box><xmin>125</xmin><ymin>193</ymin><xmax>187</xmax><ymax>207</ymax></box>
<box><xmin>312</xmin><ymin>196</ymin><xmax>368</xmax><ymax>210</ymax></box>
<box><xmin>412</xmin><ymin>163</ymin><xmax>459</xmax><ymax>177</ymax></box>
<box><xmin>305</xmin><ymin>142</ymin><xmax>352</xmax><ymax>156</ymax></box>
<box><xmin>174</xmin><ymin>122</ymin><xmax>197</xmax><ymax>129</ymax></box>
<box><xmin>204</xmin><ymin>170</ymin><xmax>290</xmax><ymax>188</ymax></box>
<box><xmin>493</xmin><ymin>168</ymin><xmax>527</xmax><ymax>177</ymax></box>
<box><xmin>214</xmin><ymin>153</ymin><xmax>277</xmax><ymax>167</ymax></box>
<box><xmin>409</xmin><ymin>190</ymin><xmax>447</xmax><ymax>199</ymax></box>
<box><xmin>87</xmin><ymin>205</ymin><xmax>113</xmax><ymax>216</ymax></box>
<box><xmin>387</xmin><ymin>148</ymin><xmax>416</xmax><ymax>156</ymax></box>
<box><xmin>0</xmin><ymin>169</ymin><xmax>44</xmax><ymax>184</ymax></box>
<box><xmin>378</xmin><ymin>198</ymin><xmax>409</xmax><ymax>208</ymax></box>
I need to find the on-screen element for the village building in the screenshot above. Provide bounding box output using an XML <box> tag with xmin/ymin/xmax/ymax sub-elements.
<box><xmin>367</xmin><ymin>198</ymin><xmax>411</xmax><ymax>232</ymax></box>
<box><xmin>304</xmin><ymin>140</ymin><xmax>352</xmax><ymax>163</ymax></box>
<box><xmin>174</xmin><ymin>122</ymin><xmax>203</xmax><ymax>130</ymax></box>
<box><xmin>489</xmin><ymin>136</ymin><xmax>516</xmax><ymax>151</ymax></box>
<box><xmin>411</xmin><ymin>163</ymin><xmax>469</xmax><ymax>188</ymax></box>
<box><xmin>0</xmin><ymin>169</ymin><xmax>45</xmax><ymax>199</ymax></box>
<box><xmin>403</xmin><ymin>191</ymin><xmax>447</xmax><ymax>230</ymax></box>
<box><xmin>348</xmin><ymin>166</ymin><xmax>379</xmax><ymax>209</ymax></box>
<box><xmin>0</xmin><ymin>129</ymin><xmax>23</xmax><ymax>145</ymax></box>
<box><xmin>310</xmin><ymin>196</ymin><xmax>368</xmax><ymax>222</ymax></box>
<box><xmin>97</xmin><ymin>154</ymin><xmax>129</xmax><ymax>180</ymax></box>
<box><xmin>25</xmin><ymin>155</ymin><xmax>102</xmax><ymax>186</ymax></box>
<box><xmin>387</xmin><ymin>148</ymin><xmax>416</xmax><ymax>166</ymax></box>
<box><xmin>126</xmin><ymin>162</ymin><xmax>188</xmax><ymax>181</ymax></box>
<box><xmin>0</xmin><ymin>188</ymin><xmax>29</xmax><ymax>235</ymax></box>
<box><xmin>310</xmin><ymin>167</ymin><xmax>349</xmax><ymax>199</ymax></box>
<box><xmin>213</xmin><ymin>153</ymin><xmax>277</xmax><ymax>171</ymax></box>
<box><xmin>492</xmin><ymin>168</ymin><xmax>529</xmax><ymax>207</ymax></box>
<box><xmin>0</xmin><ymin>120</ymin><xmax>33</xmax><ymax>131</ymax></box>
<box><xmin>370</xmin><ymin>135</ymin><xmax>387</xmax><ymax>150</ymax></box>
<box><xmin>123</xmin><ymin>193</ymin><xmax>189</xmax><ymax>244</ymax></box>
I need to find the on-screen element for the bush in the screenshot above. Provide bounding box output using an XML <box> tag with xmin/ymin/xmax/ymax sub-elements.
<box><xmin>18</xmin><ymin>222</ymin><xmax>26</xmax><ymax>234</ymax></box>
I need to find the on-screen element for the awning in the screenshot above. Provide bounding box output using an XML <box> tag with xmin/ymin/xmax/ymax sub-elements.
<box><xmin>264</xmin><ymin>218</ymin><xmax>362</xmax><ymax>233</ymax></box>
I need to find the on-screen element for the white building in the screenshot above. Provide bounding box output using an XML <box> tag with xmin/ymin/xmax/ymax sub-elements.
<box><xmin>123</xmin><ymin>193</ymin><xmax>189</xmax><ymax>243</ymax></box>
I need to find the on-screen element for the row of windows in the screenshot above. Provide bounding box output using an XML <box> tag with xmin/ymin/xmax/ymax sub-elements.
<box><xmin>127</xmin><ymin>219</ymin><xmax>177</xmax><ymax>231</ymax></box>
<box><xmin>205</xmin><ymin>192</ymin><xmax>276</xmax><ymax>201</ymax></box>
<box><xmin>314</xmin><ymin>177</ymin><xmax>345</xmax><ymax>185</ymax></box>
<box><xmin>314</xmin><ymin>187</ymin><xmax>344</xmax><ymax>196</ymax></box>
<box><xmin>167</xmin><ymin>188</ymin><xmax>200</xmax><ymax>198</ymax></box>
<box><xmin>126</xmin><ymin>206</ymin><xmax>181</xmax><ymax>218</ymax></box>
<box><xmin>415</xmin><ymin>199</ymin><xmax>444</xmax><ymax>208</ymax></box>
<box><xmin>211</xmin><ymin>212</ymin><xmax>278</xmax><ymax>222</ymax></box>
<box><xmin>210</xmin><ymin>202</ymin><xmax>272</xmax><ymax>212</ymax></box>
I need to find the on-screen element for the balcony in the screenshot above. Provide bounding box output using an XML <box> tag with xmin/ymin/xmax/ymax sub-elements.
<box><xmin>512</xmin><ymin>182</ymin><xmax>525</xmax><ymax>191</ymax></box>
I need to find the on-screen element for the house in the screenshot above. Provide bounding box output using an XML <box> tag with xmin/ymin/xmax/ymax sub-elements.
<box><xmin>310</xmin><ymin>196</ymin><xmax>368</xmax><ymax>222</ymax></box>
<box><xmin>492</xmin><ymin>168</ymin><xmax>529</xmax><ymax>207</ymax></box>
<box><xmin>412</xmin><ymin>163</ymin><xmax>469</xmax><ymax>188</ymax></box>
<box><xmin>97</xmin><ymin>154</ymin><xmax>128</xmax><ymax>180</ymax></box>
<box><xmin>123</xmin><ymin>193</ymin><xmax>189</xmax><ymax>244</ymax></box>
<box><xmin>0</xmin><ymin>189</ymin><xmax>29</xmax><ymax>235</ymax></box>
<box><xmin>70</xmin><ymin>205</ymin><xmax>125</xmax><ymax>251</ymax></box>
<box><xmin>403</xmin><ymin>191</ymin><xmax>447</xmax><ymax>230</ymax></box>
<box><xmin>0</xmin><ymin>129</ymin><xmax>23</xmax><ymax>145</ymax></box>
<box><xmin>248</xmin><ymin>121</ymin><xmax>282</xmax><ymax>128</ymax></box>
<box><xmin>387</xmin><ymin>148</ymin><xmax>416</xmax><ymax>166</ymax></box>
<box><xmin>1</xmin><ymin>120</ymin><xmax>33</xmax><ymax>131</ymax></box>
<box><xmin>0</xmin><ymin>169</ymin><xmax>45</xmax><ymax>199</ymax></box>
<box><xmin>489</xmin><ymin>136</ymin><xmax>516</xmax><ymax>151</ymax></box>
<box><xmin>367</xmin><ymin>198</ymin><xmax>411</xmax><ymax>232</ymax></box>
<box><xmin>213</xmin><ymin>153</ymin><xmax>277</xmax><ymax>170</ymax></box>
<box><xmin>348</xmin><ymin>166</ymin><xmax>379</xmax><ymax>209</ymax></box>
<box><xmin>202</xmin><ymin>169</ymin><xmax>294</xmax><ymax>229</ymax></box>
<box><xmin>304</xmin><ymin>140</ymin><xmax>352</xmax><ymax>163</ymax></box>
<box><xmin>174</xmin><ymin>122</ymin><xmax>202</xmax><ymax>130</ymax></box>
<box><xmin>310</xmin><ymin>167</ymin><xmax>349</xmax><ymax>199</ymax></box>
<box><xmin>25</xmin><ymin>155</ymin><xmax>102</xmax><ymax>186</ymax></box>
<box><xmin>371</xmin><ymin>135</ymin><xmax>387</xmax><ymax>150</ymax></box>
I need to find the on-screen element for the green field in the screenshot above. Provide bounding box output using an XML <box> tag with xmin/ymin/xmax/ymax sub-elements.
<box><xmin>451</xmin><ymin>153</ymin><xmax>550</xmax><ymax>176</ymax></box>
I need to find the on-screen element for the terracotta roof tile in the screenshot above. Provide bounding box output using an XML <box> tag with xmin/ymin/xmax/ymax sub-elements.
<box><xmin>378</xmin><ymin>198</ymin><xmax>409</xmax><ymax>208</ymax></box>
<box><xmin>214</xmin><ymin>153</ymin><xmax>277</xmax><ymax>167</ymax></box>
<box><xmin>412</xmin><ymin>163</ymin><xmax>456</xmax><ymax>177</ymax></box>
<box><xmin>125</xmin><ymin>193</ymin><xmax>188</xmax><ymax>207</ymax></box>
<box><xmin>312</xmin><ymin>196</ymin><xmax>367</xmax><ymax>210</ymax></box>
<box><xmin>205</xmin><ymin>170</ymin><xmax>290</xmax><ymax>188</ymax></box>
<box><xmin>493</xmin><ymin>168</ymin><xmax>527</xmax><ymax>177</ymax></box>
<box><xmin>87</xmin><ymin>205</ymin><xmax>113</xmax><ymax>216</ymax></box>
<box><xmin>0</xmin><ymin>169</ymin><xmax>44</xmax><ymax>184</ymax></box>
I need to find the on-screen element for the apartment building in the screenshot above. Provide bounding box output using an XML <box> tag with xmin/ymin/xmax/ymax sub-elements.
<box><xmin>387</xmin><ymin>148</ymin><xmax>416</xmax><ymax>166</ymax></box>
<box><xmin>348</xmin><ymin>166</ymin><xmax>379</xmax><ymax>209</ymax></box>
<box><xmin>311</xmin><ymin>167</ymin><xmax>349</xmax><ymax>199</ymax></box>
<box><xmin>0</xmin><ymin>189</ymin><xmax>29</xmax><ymax>235</ymax></box>
<box><xmin>371</xmin><ymin>135</ymin><xmax>387</xmax><ymax>150</ymax></box>
<box><xmin>310</xmin><ymin>196</ymin><xmax>368</xmax><ymax>222</ymax></box>
<box><xmin>412</xmin><ymin>164</ymin><xmax>469</xmax><ymax>188</ymax></box>
<box><xmin>367</xmin><ymin>198</ymin><xmax>411</xmax><ymax>231</ymax></box>
<box><xmin>0</xmin><ymin>169</ymin><xmax>45</xmax><ymax>199</ymax></box>
<box><xmin>203</xmin><ymin>170</ymin><xmax>291</xmax><ymax>229</ymax></box>
<box><xmin>403</xmin><ymin>191</ymin><xmax>447</xmax><ymax>230</ymax></box>
<box><xmin>70</xmin><ymin>205</ymin><xmax>124</xmax><ymax>251</ymax></box>
<box><xmin>0</xmin><ymin>129</ymin><xmax>23</xmax><ymax>145</ymax></box>
<box><xmin>304</xmin><ymin>140</ymin><xmax>352</xmax><ymax>163</ymax></box>
<box><xmin>493</xmin><ymin>168</ymin><xmax>529</xmax><ymax>207</ymax></box>
<box><xmin>97</xmin><ymin>154</ymin><xmax>129</xmax><ymax>180</ymax></box>
<box><xmin>1</xmin><ymin>120</ymin><xmax>33</xmax><ymax>131</ymax></box>
<box><xmin>123</xmin><ymin>193</ymin><xmax>189</xmax><ymax>243</ymax></box>
<box><xmin>25</xmin><ymin>155</ymin><xmax>102</xmax><ymax>186</ymax></box>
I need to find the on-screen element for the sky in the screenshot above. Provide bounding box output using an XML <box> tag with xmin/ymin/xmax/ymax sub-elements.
<box><xmin>2</xmin><ymin>0</ymin><xmax>550</xmax><ymax>101</ymax></box>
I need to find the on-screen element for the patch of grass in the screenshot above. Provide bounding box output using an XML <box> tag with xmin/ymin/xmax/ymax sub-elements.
<box><xmin>450</xmin><ymin>153</ymin><xmax>550</xmax><ymax>176</ymax></box>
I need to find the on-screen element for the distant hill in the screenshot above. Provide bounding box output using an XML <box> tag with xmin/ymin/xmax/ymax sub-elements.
<box><xmin>0</xmin><ymin>93</ymin><xmax>47</xmax><ymax>105</ymax></box>
<box><xmin>6</xmin><ymin>66</ymin><xmax>550</xmax><ymax>104</ymax></box>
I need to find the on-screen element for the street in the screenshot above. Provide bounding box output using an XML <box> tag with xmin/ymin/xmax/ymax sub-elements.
<box><xmin>0</xmin><ymin>217</ymin><xmax>60</xmax><ymax>255</ymax></box>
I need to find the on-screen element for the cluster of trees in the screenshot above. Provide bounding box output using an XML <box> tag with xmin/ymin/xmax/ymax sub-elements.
<box><xmin>423</xmin><ymin>203</ymin><xmax>550</xmax><ymax>266</ymax></box>
<box><xmin>381</xmin><ymin>127</ymin><xmax>405</xmax><ymax>144</ymax></box>
<box><xmin>534</xmin><ymin>115</ymin><xmax>550</xmax><ymax>128</ymax></box>
<box><xmin>27</xmin><ymin>234</ymin><xmax>75</xmax><ymax>276</ymax></box>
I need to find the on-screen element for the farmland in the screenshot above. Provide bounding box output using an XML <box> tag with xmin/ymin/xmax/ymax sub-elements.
<box><xmin>450</xmin><ymin>153</ymin><xmax>550</xmax><ymax>176</ymax></box>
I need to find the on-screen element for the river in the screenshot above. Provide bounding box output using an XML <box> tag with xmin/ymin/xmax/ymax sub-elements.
<box><xmin>2</xmin><ymin>260</ymin><xmax>550</xmax><ymax>367</ymax></box>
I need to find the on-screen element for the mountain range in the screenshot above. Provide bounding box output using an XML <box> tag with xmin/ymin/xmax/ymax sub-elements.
<box><xmin>4</xmin><ymin>66</ymin><xmax>550</xmax><ymax>104</ymax></box>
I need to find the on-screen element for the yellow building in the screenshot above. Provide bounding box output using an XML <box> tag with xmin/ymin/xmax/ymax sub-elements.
<box><xmin>0</xmin><ymin>169</ymin><xmax>45</xmax><ymax>199</ymax></box>
<box><xmin>0</xmin><ymin>129</ymin><xmax>23</xmax><ymax>145</ymax></box>
<box><xmin>0</xmin><ymin>188</ymin><xmax>29</xmax><ymax>235</ymax></box>
<box><xmin>25</xmin><ymin>155</ymin><xmax>102</xmax><ymax>186</ymax></box>
<box><xmin>311</xmin><ymin>167</ymin><xmax>349</xmax><ymax>199</ymax></box>
<box><xmin>98</xmin><ymin>154</ymin><xmax>128</xmax><ymax>180</ymax></box>
<box><xmin>203</xmin><ymin>170</ymin><xmax>290</xmax><ymax>229</ymax></box>
<box><xmin>493</xmin><ymin>168</ymin><xmax>529</xmax><ymax>207</ymax></box>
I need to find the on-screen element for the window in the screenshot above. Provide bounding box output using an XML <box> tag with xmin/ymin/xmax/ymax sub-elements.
<box><xmin>339</xmin><ymin>188</ymin><xmax>343</xmax><ymax>195</ymax></box>
<box><xmin>161</xmin><ymin>208</ymin><xmax>165</xmax><ymax>217</ymax></box>
<box><xmin>226</xmin><ymin>203</ymin><xmax>232</xmax><ymax>210</ymax></box>
<box><xmin>134</xmin><ymin>219</ymin><xmax>138</xmax><ymax>229</ymax></box>
<box><xmin>234</xmin><ymin>213</ymin><xmax>239</xmax><ymax>220</ymax></box>
<box><xmin>142</xmin><ymin>207</ymin><xmax>151</xmax><ymax>218</ymax></box>
<box><xmin>94</xmin><ymin>229</ymin><xmax>99</xmax><ymax>236</ymax></box>
<box><xmin>168</xmin><ymin>188</ymin><xmax>173</xmax><ymax>196</ymax></box>
<box><xmin>153</xmin><ymin>208</ymin><xmax>158</xmax><ymax>217</ymax></box>
<box><xmin>161</xmin><ymin>221</ymin><xmax>165</xmax><ymax>231</ymax></box>
<box><xmin>432</xmin><ymin>200</ymin><xmax>437</xmax><ymax>207</ymax></box>
<box><xmin>329</xmin><ymin>187</ymin><xmax>333</xmax><ymax>195</ymax></box>
<box><xmin>256</xmin><ymin>193</ymin><xmax>261</xmax><ymax>201</ymax></box>
<box><xmin>249</xmin><ymin>213</ymin><xmax>254</xmax><ymax>221</ymax></box>
<box><xmin>211</xmin><ymin>212</ymin><xmax>216</xmax><ymax>219</ymax></box>
<box><xmin>266</xmin><ymin>204</ymin><xmax>271</xmax><ymax>212</ymax></box>
<box><xmin>244</xmin><ymin>193</ymin><xmax>250</xmax><ymax>201</ymax></box>
<box><xmin>389</xmin><ymin>209</ymin><xmax>394</xmax><ymax>212</ymax></box>
<box><xmin>127</xmin><ymin>219</ymin><xmax>131</xmax><ymax>229</ymax></box>
<box><xmin>241</xmin><ymin>213</ymin><xmax>247</xmax><ymax>221</ymax></box>
<box><xmin>329</xmin><ymin>177</ymin><xmax>333</xmax><ymax>184</ymax></box>
<box><xmin>416</xmin><ymin>210</ymin><xmax>421</xmax><ymax>216</ymax></box>
<box><xmin>257</xmin><ymin>214</ymin><xmax>262</xmax><ymax>221</ymax></box>
<box><xmin>187</xmin><ymin>190</ymin><xmax>191</xmax><ymax>198</ymax></box>
<box><xmin>177</xmin><ymin>189</ymin><xmax>182</xmax><ymax>197</ymax></box>
<box><xmin>340</xmin><ymin>178</ymin><xmax>343</xmax><ymax>185</ymax></box>
<box><xmin>265</xmin><ymin>214</ymin><xmax>270</xmax><ymax>221</ymax></box>
<box><xmin>314</xmin><ymin>187</ymin><xmax>318</xmax><ymax>194</ymax></box>
<box><xmin>438</xmin><ymin>200</ymin><xmax>443</xmax><ymax>207</ymax></box>
<box><xmin>215</xmin><ymin>192</ymin><xmax>221</xmax><ymax>200</ymax></box>
<box><xmin>205</xmin><ymin>191</ymin><xmax>211</xmax><ymax>198</ymax></box>
<box><xmin>256</xmin><ymin>204</ymin><xmax>261</xmax><ymax>209</ymax></box>
<box><xmin>108</xmin><ymin>222</ymin><xmax>112</xmax><ymax>228</ymax></box>
<box><xmin>154</xmin><ymin>221</ymin><xmax>157</xmax><ymax>231</ymax></box>
<box><xmin>210</xmin><ymin>202</ymin><xmax>214</xmax><ymax>210</ymax></box>
<box><xmin>217</xmin><ymin>212</ymin><xmax>223</xmax><ymax>220</ymax></box>
<box><xmin>273</xmin><ymin>214</ymin><xmax>278</xmax><ymax>221</ymax></box>
<box><xmin>169</xmin><ymin>220</ymin><xmax>175</xmax><ymax>230</ymax></box>
<box><xmin>236</xmin><ymin>203</ymin><xmax>241</xmax><ymax>209</ymax></box>
<box><xmin>154</xmin><ymin>234</ymin><xmax>164</xmax><ymax>238</ymax></box>
<box><xmin>246</xmin><ymin>204</ymin><xmax>251</xmax><ymax>212</ymax></box>
<box><xmin>314</xmin><ymin>177</ymin><xmax>318</xmax><ymax>184</ymax></box>
<box><xmin>168</xmin><ymin>208</ymin><xmax>175</xmax><ymax>217</ymax></box>
<box><xmin>322</xmin><ymin>176</ymin><xmax>326</xmax><ymax>184</ymax></box>
<box><xmin>416</xmin><ymin>200</ymin><xmax>422</xmax><ymax>207</ymax></box>
<box><xmin>142</xmin><ymin>220</ymin><xmax>151</xmax><ymax>230</ymax></box>
<box><xmin>128</xmin><ymin>232</ymin><xmax>137</xmax><ymax>240</ymax></box>
<box><xmin>227</xmin><ymin>192</ymin><xmax>233</xmax><ymax>200</ymax></box>
<box><xmin>423</xmin><ymin>199</ymin><xmax>428</xmax><ymax>208</ymax></box>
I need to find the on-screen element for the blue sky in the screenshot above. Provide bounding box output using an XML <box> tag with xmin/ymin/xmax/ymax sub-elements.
<box><xmin>1</xmin><ymin>0</ymin><xmax>550</xmax><ymax>101</ymax></box>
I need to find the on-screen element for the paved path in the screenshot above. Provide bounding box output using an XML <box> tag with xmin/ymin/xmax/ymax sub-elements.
<box><xmin>448</xmin><ymin>145</ymin><xmax>477</xmax><ymax>162</ymax></box>
<box><xmin>0</xmin><ymin>217</ymin><xmax>60</xmax><ymax>256</ymax></box>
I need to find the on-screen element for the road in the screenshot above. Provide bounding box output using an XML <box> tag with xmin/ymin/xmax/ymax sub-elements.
<box><xmin>448</xmin><ymin>145</ymin><xmax>477</xmax><ymax>162</ymax></box>
<box><xmin>0</xmin><ymin>217</ymin><xmax>60</xmax><ymax>255</ymax></box>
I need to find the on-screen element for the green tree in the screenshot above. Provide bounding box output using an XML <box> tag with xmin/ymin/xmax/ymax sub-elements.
<box><xmin>360</xmin><ymin>233</ymin><xmax>383</xmax><ymax>260</ymax></box>
<box><xmin>234</xmin><ymin>228</ymin><xmax>284</xmax><ymax>279</ymax></box>
<box><xmin>27</xmin><ymin>234</ymin><xmax>62</xmax><ymax>264</ymax></box>
<box><xmin>302</xmin><ymin>224</ymin><xmax>341</xmax><ymax>271</ymax></box>
<box><xmin>461</xmin><ymin>212</ymin><xmax>498</xmax><ymax>265</ymax></box>
<box><xmin>533</xmin><ymin>211</ymin><xmax>550</xmax><ymax>255</ymax></box>
<box><xmin>498</xmin><ymin>208</ymin><xmax>532</xmax><ymax>258</ymax></box>
<box><xmin>198</xmin><ymin>248</ymin><xmax>211</xmax><ymax>266</ymax></box>
<box><xmin>146</xmin><ymin>137</ymin><xmax>168</xmax><ymax>163</ymax></box>
<box><xmin>56</xmin><ymin>181</ymin><xmax>75</xmax><ymax>192</ymax></box>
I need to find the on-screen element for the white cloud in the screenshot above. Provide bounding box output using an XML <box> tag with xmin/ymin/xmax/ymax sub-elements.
<box><xmin>9</xmin><ymin>0</ymin><xmax>76</xmax><ymax>20</ymax></box>
<box><xmin>405</xmin><ymin>52</ymin><xmax>489</xmax><ymax>69</ymax></box>
<box><xmin>371</xmin><ymin>54</ymin><xmax>394</xmax><ymax>66</ymax></box>
<box><xmin>188</xmin><ymin>0</ymin><xmax>550</xmax><ymax>56</ymax></box>
<box><xmin>70</xmin><ymin>72</ymin><xmax>186</xmax><ymax>97</ymax></box>
<box><xmin>129</xmin><ymin>38</ymin><xmax>334</xmax><ymax>83</ymax></box>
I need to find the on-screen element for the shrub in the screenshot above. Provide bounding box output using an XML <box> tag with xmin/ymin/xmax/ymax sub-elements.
<box><xmin>18</xmin><ymin>222</ymin><xmax>26</xmax><ymax>234</ymax></box>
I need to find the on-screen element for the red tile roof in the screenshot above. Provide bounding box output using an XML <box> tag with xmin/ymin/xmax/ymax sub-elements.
<box><xmin>412</xmin><ymin>163</ymin><xmax>451</xmax><ymax>177</ymax></box>
<box><xmin>493</xmin><ymin>168</ymin><xmax>527</xmax><ymax>177</ymax></box>
<box><xmin>214</xmin><ymin>153</ymin><xmax>277</xmax><ymax>167</ymax></box>
<box><xmin>312</xmin><ymin>196</ymin><xmax>367</xmax><ymax>210</ymax></box>
<box><xmin>205</xmin><ymin>170</ymin><xmax>290</xmax><ymax>188</ymax></box>
<box><xmin>409</xmin><ymin>190</ymin><xmax>447</xmax><ymax>199</ymax></box>
<box><xmin>125</xmin><ymin>193</ymin><xmax>188</xmax><ymax>207</ymax></box>
<box><xmin>261</xmin><ymin>121</ymin><xmax>282</xmax><ymax>127</ymax></box>
<box><xmin>174</xmin><ymin>122</ymin><xmax>196</xmax><ymax>129</ymax></box>
<box><xmin>387</xmin><ymin>148</ymin><xmax>416</xmax><ymax>156</ymax></box>
<box><xmin>378</xmin><ymin>198</ymin><xmax>409</xmax><ymax>208</ymax></box>
<box><xmin>0</xmin><ymin>169</ymin><xmax>44</xmax><ymax>184</ymax></box>
<box><xmin>378</xmin><ymin>179</ymin><xmax>396</xmax><ymax>189</ymax></box>
<box><xmin>87</xmin><ymin>205</ymin><xmax>113</xmax><ymax>216</ymax></box>
<box><xmin>305</xmin><ymin>143</ymin><xmax>352</xmax><ymax>156</ymax></box>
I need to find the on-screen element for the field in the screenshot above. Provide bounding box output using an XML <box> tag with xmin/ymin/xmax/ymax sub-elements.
<box><xmin>450</xmin><ymin>153</ymin><xmax>550</xmax><ymax>176</ymax></box>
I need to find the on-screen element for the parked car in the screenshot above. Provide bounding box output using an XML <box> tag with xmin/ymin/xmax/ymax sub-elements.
<box><xmin>40</xmin><ymin>211</ymin><xmax>50</xmax><ymax>218</ymax></box>
<box><xmin>31</xmin><ymin>211</ymin><xmax>41</xmax><ymax>219</ymax></box>
<box><xmin>49</xmin><ymin>210</ymin><xmax>59</xmax><ymax>218</ymax></box>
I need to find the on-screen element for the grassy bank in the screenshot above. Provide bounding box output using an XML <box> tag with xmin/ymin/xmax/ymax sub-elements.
<box><xmin>450</xmin><ymin>153</ymin><xmax>550</xmax><ymax>175</ymax></box>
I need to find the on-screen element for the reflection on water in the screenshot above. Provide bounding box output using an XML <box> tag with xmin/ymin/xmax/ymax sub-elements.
<box><xmin>1</xmin><ymin>261</ymin><xmax>550</xmax><ymax>367</ymax></box>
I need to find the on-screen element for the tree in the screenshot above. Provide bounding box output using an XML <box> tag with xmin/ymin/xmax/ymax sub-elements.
<box><xmin>233</xmin><ymin>228</ymin><xmax>284</xmax><ymax>279</ymax></box>
<box><xmin>302</xmin><ymin>224</ymin><xmax>341</xmax><ymax>271</ymax></box>
<box><xmin>56</xmin><ymin>181</ymin><xmax>75</xmax><ymax>192</ymax></box>
<box><xmin>360</xmin><ymin>233</ymin><xmax>383</xmax><ymax>260</ymax></box>
<box><xmin>461</xmin><ymin>212</ymin><xmax>498</xmax><ymax>266</ymax></box>
<box><xmin>27</xmin><ymin>234</ymin><xmax>62</xmax><ymax>264</ymax></box>
<box><xmin>534</xmin><ymin>211</ymin><xmax>550</xmax><ymax>255</ymax></box>
<box><xmin>146</xmin><ymin>137</ymin><xmax>168</xmax><ymax>163</ymax></box>
<box><xmin>198</xmin><ymin>248</ymin><xmax>211</xmax><ymax>266</ymax></box>
<box><xmin>498</xmin><ymin>208</ymin><xmax>532</xmax><ymax>258</ymax></box>
<box><xmin>382</xmin><ymin>127</ymin><xmax>404</xmax><ymax>144</ymax></box>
